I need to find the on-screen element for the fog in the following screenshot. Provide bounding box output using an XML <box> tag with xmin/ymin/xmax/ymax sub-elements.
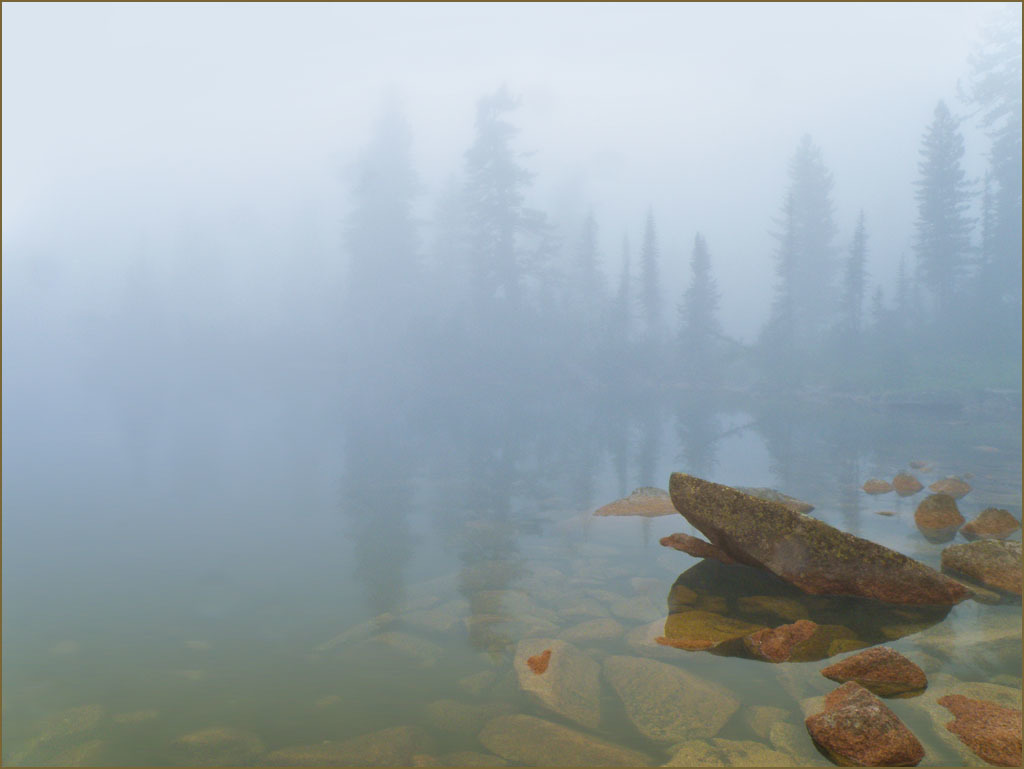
<box><xmin>3</xmin><ymin>2</ymin><xmax>1021</xmax><ymax>536</ymax></box>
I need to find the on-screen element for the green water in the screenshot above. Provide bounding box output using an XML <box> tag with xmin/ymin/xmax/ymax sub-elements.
<box><xmin>3</xmin><ymin>396</ymin><xmax>1021</xmax><ymax>766</ymax></box>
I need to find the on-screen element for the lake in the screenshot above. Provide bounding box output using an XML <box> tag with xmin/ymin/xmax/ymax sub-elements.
<box><xmin>3</xmin><ymin>386</ymin><xmax>1021</xmax><ymax>766</ymax></box>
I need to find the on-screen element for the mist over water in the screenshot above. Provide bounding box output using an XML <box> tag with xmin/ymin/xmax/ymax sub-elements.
<box><xmin>3</xmin><ymin>3</ymin><xmax>1021</xmax><ymax>767</ymax></box>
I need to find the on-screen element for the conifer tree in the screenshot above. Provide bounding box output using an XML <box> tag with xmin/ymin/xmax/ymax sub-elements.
<box><xmin>638</xmin><ymin>210</ymin><xmax>663</xmax><ymax>345</ymax></box>
<box><xmin>839</xmin><ymin>211</ymin><xmax>868</xmax><ymax>334</ymax></box>
<box><xmin>678</xmin><ymin>233</ymin><xmax>722</xmax><ymax>387</ymax></box>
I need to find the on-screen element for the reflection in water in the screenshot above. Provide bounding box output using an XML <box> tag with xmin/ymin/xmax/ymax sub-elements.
<box><xmin>661</xmin><ymin>560</ymin><xmax>953</xmax><ymax>662</ymax></box>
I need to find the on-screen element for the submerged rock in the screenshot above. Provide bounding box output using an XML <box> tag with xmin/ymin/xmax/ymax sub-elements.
<box><xmin>423</xmin><ymin>699</ymin><xmax>514</xmax><ymax>736</ymax></box>
<box><xmin>929</xmin><ymin>477</ymin><xmax>972</xmax><ymax>499</ymax></box>
<box><xmin>819</xmin><ymin>646</ymin><xmax>927</xmax><ymax>697</ymax></box>
<box><xmin>478</xmin><ymin>714</ymin><xmax>652</xmax><ymax>766</ymax></box>
<box><xmin>602</xmin><ymin>655</ymin><xmax>740</xmax><ymax>742</ymax></box>
<box><xmin>172</xmin><ymin>726</ymin><xmax>266</xmax><ymax>765</ymax></box>
<box><xmin>669</xmin><ymin>473</ymin><xmax>970</xmax><ymax>605</ymax></box>
<box><xmin>513</xmin><ymin>638</ymin><xmax>601</xmax><ymax>729</ymax></box>
<box><xmin>741</xmin><ymin>706</ymin><xmax>791</xmax><ymax>740</ymax></box>
<box><xmin>661</xmin><ymin>610</ymin><xmax>766</xmax><ymax>651</ymax></box>
<box><xmin>862</xmin><ymin>479</ymin><xmax>893</xmax><ymax>494</ymax></box>
<box><xmin>940</xmin><ymin>540</ymin><xmax>1022</xmax><ymax>595</ymax></box>
<box><xmin>12</xmin><ymin>704</ymin><xmax>107</xmax><ymax>766</ymax></box>
<box><xmin>734</xmin><ymin>487</ymin><xmax>815</xmax><ymax>514</ymax></box>
<box><xmin>265</xmin><ymin>726</ymin><xmax>435</xmax><ymax>766</ymax></box>
<box><xmin>558</xmin><ymin>617</ymin><xmax>624</xmax><ymax>643</ymax></box>
<box><xmin>743</xmin><ymin>620</ymin><xmax>818</xmax><ymax>663</ymax></box>
<box><xmin>594</xmin><ymin>487</ymin><xmax>676</xmax><ymax>517</ymax></box>
<box><xmin>938</xmin><ymin>694</ymin><xmax>1022</xmax><ymax>767</ymax></box>
<box><xmin>914</xmin><ymin>494</ymin><xmax>965</xmax><ymax>542</ymax></box>
<box><xmin>961</xmin><ymin>507</ymin><xmax>1021</xmax><ymax>541</ymax></box>
<box><xmin>892</xmin><ymin>473</ymin><xmax>924</xmax><ymax>496</ymax></box>
<box><xmin>804</xmin><ymin>682</ymin><xmax>924</xmax><ymax>766</ymax></box>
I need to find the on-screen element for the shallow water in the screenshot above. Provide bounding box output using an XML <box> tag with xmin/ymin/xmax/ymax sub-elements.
<box><xmin>3</xmin><ymin>391</ymin><xmax>1021</xmax><ymax>766</ymax></box>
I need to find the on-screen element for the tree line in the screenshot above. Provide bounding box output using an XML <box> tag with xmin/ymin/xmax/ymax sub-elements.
<box><xmin>341</xmin><ymin>23</ymin><xmax>1020</xmax><ymax>412</ymax></box>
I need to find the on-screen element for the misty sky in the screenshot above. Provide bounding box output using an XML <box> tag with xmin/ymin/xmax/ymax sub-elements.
<box><xmin>2</xmin><ymin>2</ymin><xmax>1013</xmax><ymax>341</ymax></box>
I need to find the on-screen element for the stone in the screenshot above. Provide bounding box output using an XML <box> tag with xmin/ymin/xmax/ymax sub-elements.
<box><xmin>660</xmin><ymin>533</ymin><xmax>737</xmax><ymax>564</ymax></box>
<box><xmin>929</xmin><ymin>477</ymin><xmax>972</xmax><ymax>499</ymax></box>
<box><xmin>914</xmin><ymin>494</ymin><xmax>965</xmax><ymax>542</ymax></box>
<box><xmin>892</xmin><ymin>473</ymin><xmax>924</xmax><ymax>496</ymax></box>
<box><xmin>667</xmin><ymin>582</ymin><xmax>699</xmax><ymax>609</ymax></box>
<box><xmin>626</xmin><ymin>619</ymin><xmax>698</xmax><ymax>661</ymax></box>
<box><xmin>172</xmin><ymin>726</ymin><xmax>266</xmax><ymax>765</ymax></box>
<box><xmin>670</xmin><ymin>473</ymin><xmax>970</xmax><ymax>605</ymax></box>
<box><xmin>735</xmin><ymin>487</ymin><xmax>815</xmax><ymax>514</ymax></box>
<box><xmin>12</xmin><ymin>704</ymin><xmax>106</xmax><ymax>765</ymax></box>
<box><xmin>736</xmin><ymin>595</ymin><xmax>809</xmax><ymax>621</ymax></box>
<box><xmin>819</xmin><ymin>646</ymin><xmax>927</xmax><ymax>697</ymax></box>
<box><xmin>863</xmin><ymin>479</ymin><xmax>894</xmax><ymax>494</ymax></box>
<box><xmin>558</xmin><ymin>617</ymin><xmax>625</xmax><ymax>643</ymax></box>
<box><xmin>962</xmin><ymin>507</ymin><xmax>1021</xmax><ymax>541</ymax></box>
<box><xmin>603</xmin><ymin>655</ymin><xmax>739</xmax><ymax>742</ymax></box>
<box><xmin>913</xmin><ymin>614</ymin><xmax>1021</xmax><ymax>663</ymax></box>
<box><xmin>713</xmin><ymin>738</ymin><xmax>798</xmax><ymax>766</ymax></box>
<box><xmin>661</xmin><ymin>739</ymin><xmax>725</xmax><ymax>766</ymax></box>
<box><xmin>478</xmin><ymin>714</ymin><xmax>652</xmax><ymax>766</ymax></box>
<box><xmin>743</xmin><ymin>620</ymin><xmax>818</xmax><ymax>662</ymax></box>
<box><xmin>661</xmin><ymin>610</ymin><xmax>766</xmax><ymax>651</ymax></box>
<box><xmin>513</xmin><ymin>638</ymin><xmax>601</xmax><ymax>729</ymax></box>
<box><xmin>456</xmin><ymin>670</ymin><xmax>496</xmax><ymax>697</ymax></box>
<box><xmin>742</xmin><ymin>705</ymin><xmax>790</xmax><ymax>739</ymax></box>
<box><xmin>423</xmin><ymin>699</ymin><xmax>514</xmax><ymax>736</ymax></box>
<box><xmin>768</xmin><ymin>722</ymin><xmax>831</xmax><ymax>765</ymax></box>
<box><xmin>594</xmin><ymin>486</ymin><xmax>677</xmax><ymax>517</ymax></box>
<box><xmin>938</xmin><ymin>694</ymin><xmax>1022</xmax><ymax>767</ymax></box>
<box><xmin>265</xmin><ymin>726</ymin><xmax>435</xmax><ymax>766</ymax></box>
<box><xmin>941</xmin><ymin>539</ymin><xmax>1022</xmax><ymax>595</ymax></box>
<box><xmin>804</xmin><ymin>682</ymin><xmax>924</xmax><ymax>766</ymax></box>
<box><xmin>875</xmin><ymin>510</ymin><xmax>898</xmax><ymax>516</ymax></box>
<box><xmin>439</xmin><ymin>750</ymin><xmax>507</xmax><ymax>766</ymax></box>
<box><xmin>609</xmin><ymin>596</ymin><xmax>663</xmax><ymax>622</ymax></box>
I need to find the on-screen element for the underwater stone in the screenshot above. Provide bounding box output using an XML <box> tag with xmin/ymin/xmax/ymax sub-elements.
<box><xmin>862</xmin><ymin>479</ymin><xmax>893</xmax><ymax>494</ymax></box>
<box><xmin>820</xmin><ymin>646</ymin><xmax>927</xmax><ymax>697</ymax></box>
<box><xmin>603</xmin><ymin>655</ymin><xmax>740</xmax><ymax>742</ymax></box>
<box><xmin>659</xmin><ymin>533</ymin><xmax>737</xmax><ymax>564</ymax></box>
<box><xmin>805</xmin><ymin>682</ymin><xmax>924</xmax><ymax>766</ymax></box>
<box><xmin>928</xmin><ymin>477</ymin><xmax>972</xmax><ymax>499</ymax></box>
<box><xmin>265</xmin><ymin>726</ymin><xmax>435</xmax><ymax>766</ymax></box>
<box><xmin>892</xmin><ymin>473</ymin><xmax>924</xmax><ymax>496</ymax></box>
<box><xmin>478</xmin><ymin>714</ymin><xmax>653</xmax><ymax>766</ymax></box>
<box><xmin>513</xmin><ymin>638</ymin><xmax>601</xmax><ymax>729</ymax></box>
<box><xmin>670</xmin><ymin>473</ymin><xmax>970</xmax><ymax>605</ymax></box>
<box><xmin>662</xmin><ymin>610</ymin><xmax>766</xmax><ymax>649</ymax></box>
<box><xmin>172</xmin><ymin>726</ymin><xmax>266</xmax><ymax>765</ymax></box>
<box><xmin>558</xmin><ymin>617</ymin><xmax>624</xmax><ymax>643</ymax></box>
<box><xmin>961</xmin><ymin>507</ymin><xmax>1021</xmax><ymax>540</ymax></box>
<box><xmin>938</xmin><ymin>695</ymin><xmax>1022</xmax><ymax>767</ymax></box>
<box><xmin>743</xmin><ymin>620</ymin><xmax>819</xmax><ymax>663</ymax></box>
<box><xmin>940</xmin><ymin>539</ymin><xmax>1022</xmax><ymax>595</ymax></box>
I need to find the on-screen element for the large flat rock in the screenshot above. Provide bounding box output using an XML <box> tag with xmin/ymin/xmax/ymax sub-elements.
<box><xmin>478</xmin><ymin>714</ymin><xmax>652</xmax><ymax>766</ymax></box>
<box><xmin>669</xmin><ymin>473</ymin><xmax>970</xmax><ymax>605</ymax></box>
<box><xmin>602</xmin><ymin>655</ymin><xmax>739</xmax><ymax>742</ymax></box>
<box><xmin>513</xmin><ymin>638</ymin><xmax>601</xmax><ymax>729</ymax></box>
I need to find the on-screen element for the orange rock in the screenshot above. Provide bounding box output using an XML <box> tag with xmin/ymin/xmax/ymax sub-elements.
<box><xmin>743</xmin><ymin>619</ymin><xmax>818</xmax><ymax>663</ymax></box>
<box><xmin>929</xmin><ymin>477</ymin><xmax>971</xmax><ymax>499</ymax></box>
<box><xmin>939</xmin><ymin>694</ymin><xmax>1022</xmax><ymax>767</ymax></box>
<box><xmin>863</xmin><ymin>479</ymin><xmax>893</xmax><ymax>494</ymax></box>
<box><xmin>961</xmin><ymin>508</ymin><xmax>1020</xmax><ymax>541</ymax></box>
<box><xmin>526</xmin><ymin>649</ymin><xmax>551</xmax><ymax>674</ymax></box>
<box><xmin>892</xmin><ymin>473</ymin><xmax>923</xmax><ymax>496</ymax></box>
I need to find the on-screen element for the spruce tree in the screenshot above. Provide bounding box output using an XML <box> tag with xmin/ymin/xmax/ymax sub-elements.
<box><xmin>678</xmin><ymin>233</ymin><xmax>722</xmax><ymax>388</ymax></box>
<box><xmin>913</xmin><ymin>101</ymin><xmax>972</xmax><ymax>318</ymax></box>
<box><xmin>839</xmin><ymin>211</ymin><xmax>868</xmax><ymax>334</ymax></box>
<box><xmin>638</xmin><ymin>210</ymin><xmax>663</xmax><ymax>346</ymax></box>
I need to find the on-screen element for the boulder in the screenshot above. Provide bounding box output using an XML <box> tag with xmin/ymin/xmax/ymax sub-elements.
<box><xmin>892</xmin><ymin>473</ymin><xmax>924</xmax><ymax>496</ymax></box>
<box><xmin>961</xmin><ymin>507</ymin><xmax>1021</xmax><ymax>541</ymax></box>
<box><xmin>940</xmin><ymin>540</ymin><xmax>1022</xmax><ymax>595</ymax></box>
<box><xmin>914</xmin><ymin>494</ymin><xmax>965</xmax><ymax>542</ymax></box>
<box><xmin>938</xmin><ymin>694</ymin><xmax>1022</xmax><ymax>767</ymax></box>
<box><xmin>734</xmin><ymin>487</ymin><xmax>815</xmax><ymax>514</ymax></box>
<box><xmin>743</xmin><ymin>620</ymin><xmax>818</xmax><ymax>663</ymax></box>
<box><xmin>863</xmin><ymin>479</ymin><xmax>893</xmax><ymax>494</ymax></box>
<box><xmin>594</xmin><ymin>487</ymin><xmax>676</xmax><ymax>517</ymax></box>
<box><xmin>819</xmin><ymin>646</ymin><xmax>927</xmax><ymax>697</ymax></box>
<box><xmin>804</xmin><ymin>682</ymin><xmax>924</xmax><ymax>766</ymax></box>
<box><xmin>602</xmin><ymin>655</ymin><xmax>740</xmax><ymax>742</ymax></box>
<box><xmin>513</xmin><ymin>638</ymin><xmax>601</xmax><ymax>729</ymax></box>
<box><xmin>660</xmin><ymin>610</ymin><xmax>766</xmax><ymax>651</ymax></box>
<box><xmin>928</xmin><ymin>477</ymin><xmax>971</xmax><ymax>498</ymax></box>
<box><xmin>669</xmin><ymin>473</ymin><xmax>970</xmax><ymax>605</ymax></box>
<box><xmin>478</xmin><ymin>714</ymin><xmax>652</xmax><ymax>766</ymax></box>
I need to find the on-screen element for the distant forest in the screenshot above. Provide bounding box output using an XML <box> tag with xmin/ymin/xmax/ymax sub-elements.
<box><xmin>341</xmin><ymin>21</ymin><xmax>1021</xmax><ymax>416</ymax></box>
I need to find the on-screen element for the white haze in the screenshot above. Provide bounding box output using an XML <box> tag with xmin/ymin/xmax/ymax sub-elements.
<box><xmin>3</xmin><ymin>2</ymin><xmax>1008</xmax><ymax>342</ymax></box>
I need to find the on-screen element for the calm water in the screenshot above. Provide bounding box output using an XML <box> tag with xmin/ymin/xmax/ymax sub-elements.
<box><xmin>3</xmin><ymin>387</ymin><xmax>1021</xmax><ymax>766</ymax></box>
